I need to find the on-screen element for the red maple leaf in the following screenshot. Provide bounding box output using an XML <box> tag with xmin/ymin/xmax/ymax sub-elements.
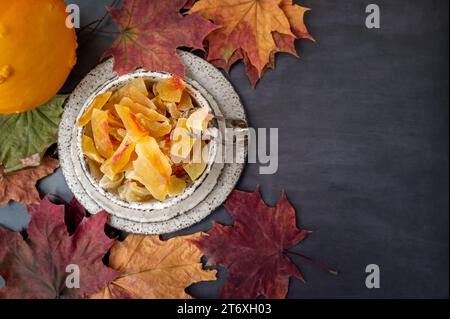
<box><xmin>0</xmin><ymin>196</ymin><xmax>119</xmax><ymax>299</ymax></box>
<box><xmin>192</xmin><ymin>188</ymin><xmax>336</xmax><ymax>299</ymax></box>
<box><xmin>104</xmin><ymin>0</ymin><xmax>219</xmax><ymax>77</ymax></box>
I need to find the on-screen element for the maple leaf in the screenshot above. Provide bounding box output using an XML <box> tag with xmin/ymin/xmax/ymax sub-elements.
<box><xmin>190</xmin><ymin>0</ymin><xmax>313</xmax><ymax>86</ymax></box>
<box><xmin>91</xmin><ymin>233</ymin><xmax>217</xmax><ymax>299</ymax></box>
<box><xmin>192</xmin><ymin>188</ymin><xmax>335</xmax><ymax>299</ymax></box>
<box><xmin>0</xmin><ymin>156</ymin><xmax>59</xmax><ymax>206</ymax></box>
<box><xmin>104</xmin><ymin>0</ymin><xmax>219</xmax><ymax>77</ymax></box>
<box><xmin>47</xmin><ymin>194</ymin><xmax>87</xmax><ymax>236</ymax></box>
<box><xmin>280</xmin><ymin>0</ymin><xmax>313</xmax><ymax>41</ymax></box>
<box><xmin>0</xmin><ymin>196</ymin><xmax>119</xmax><ymax>299</ymax></box>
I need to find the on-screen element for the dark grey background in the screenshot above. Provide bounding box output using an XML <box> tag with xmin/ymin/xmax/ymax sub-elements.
<box><xmin>0</xmin><ymin>0</ymin><xmax>448</xmax><ymax>299</ymax></box>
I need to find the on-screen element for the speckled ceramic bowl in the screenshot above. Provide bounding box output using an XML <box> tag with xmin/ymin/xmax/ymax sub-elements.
<box><xmin>74</xmin><ymin>71</ymin><xmax>224</xmax><ymax>223</ymax></box>
<box><xmin>59</xmin><ymin>52</ymin><xmax>247</xmax><ymax>234</ymax></box>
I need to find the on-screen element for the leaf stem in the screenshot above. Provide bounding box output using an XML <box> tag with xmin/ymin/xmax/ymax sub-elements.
<box><xmin>76</xmin><ymin>19</ymin><xmax>101</xmax><ymax>36</ymax></box>
<box><xmin>89</xmin><ymin>0</ymin><xmax>119</xmax><ymax>35</ymax></box>
<box><xmin>285</xmin><ymin>250</ymin><xmax>339</xmax><ymax>276</ymax></box>
<box><xmin>78</xmin><ymin>0</ymin><xmax>120</xmax><ymax>47</ymax></box>
<box><xmin>83</xmin><ymin>28</ymin><xmax>120</xmax><ymax>35</ymax></box>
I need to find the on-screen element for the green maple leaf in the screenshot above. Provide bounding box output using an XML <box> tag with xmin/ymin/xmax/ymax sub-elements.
<box><xmin>0</xmin><ymin>96</ymin><xmax>66</xmax><ymax>173</ymax></box>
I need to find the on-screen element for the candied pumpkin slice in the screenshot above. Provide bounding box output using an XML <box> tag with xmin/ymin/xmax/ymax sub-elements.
<box><xmin>168</xmin><ymin>175</ymin><xmax>187</xmax><ymax>197</ymax></box>
<box><xmin>78</xmin><ymin>92</ymin><xmax>113</xmax><ymax>127</ymax></box>
<box><xmin>115</xmin><ymin>104</ymin><xmax>148</xmax><ymax>141</ymax></box>
<box><xmin>117</xmin><ymin>78</ymin><xmax>149</xmax><ymax>98</ymax></box>
<box><xmin>136</xmin><ymin>114</ymin><xmax>172</xmax><ymax>137</ymax></box>
<box><xmin>166</xmin><ymin>102</ymin><xmax>181</xmax><ymax>119</ymax></box>
<box><xmin>156</xmin><ymin>76</ymin><xmax>186</xmax><ymax>103</ymax></box>
<box><xmin>128</xmin><ymin>78</ymin><xmax>149</xmax><ymax>96</ymax></box>
<box><xmin>84</xmin><ymin>122</ymin><xmax>94</xmax><ymax>138</ymax></box>
<box><xmin>109</xmin><ymin>127</ymin><xmax>125</xmax><ymax>142</ymax></box>
<box><xmin>170</xmin><ymin>118</ymin><xmax>196</xmax><ymax>161</ymax></box>
<box><xmin>133</xmin><ymin>136</ymin><xmax>172</xmax><ymax>201</ymax></box>
<box><xmin>152</xmin><ymin>96</ymin><xmax>167</xmax><ymax>116</ymax></box>
<box><xmin>99</xmin><ymin>173</ymin><xmax>124</xmax><ymax>191</ymax></box>
<box><xmin>107</xmin><ymin>111</ymin><xmax>125</xmax><ymax>128</ymax></box>
<box><xmin>86</xmin><ymin>158</ymin><xmax>103</xmax><ymax>180</ymax></box>
<box><xmin>100</xmin><ymin>135</ymin><xmax>136</xmax><ymax>180</ymax></box>
<box><xmin>132</xmin><ymin>161</ymin><xmax>168</xmax><ymax>201</ymax></box>
<box><xmin>82</xmin><ymin>135</ymin><xmax>105</xmax><ymax>163</ymax></box>
<box><xmin>91</xmin><ymin>108</ymin><xmax>115</xmax><ymax>159</ymax></box>
<box><xmin>186</xmin><ymin>107</ymin><xmax>212</xmax><ymax>133</ymax></box>
<box><xmin>120</xmin><ymin>97</ymin><xmax>169</xmax><ymax>122</ymax></box>
<box><xmin>183</xmin><ymin>160</ymin><xmax>207</xmax><ymax>181</ymax></box>
<box><xmin>118</xmin><ymin>180</ymin><xmax>152</xmax><ymax>202</ymax></box>
<box><xmin>137</xmin><ymin>136</ymin><xmax>172</xmax><ymax>178</ymax></box>
<box><xmin>178</xmin><ymin>91</ymin><xmax>194</xmax><ymax>111</ymax></box>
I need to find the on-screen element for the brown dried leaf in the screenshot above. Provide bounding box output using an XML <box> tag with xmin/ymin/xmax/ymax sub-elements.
<box><xmin>0</xmin><ymin>157</ymin><xmax>59</xmax><ymax>206</ymax></box>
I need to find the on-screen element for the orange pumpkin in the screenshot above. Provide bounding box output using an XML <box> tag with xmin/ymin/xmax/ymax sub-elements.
<box><xmin>0</xmin><ymin>0</ymin><xmax>77</xmax><ymax>114</ymax></box>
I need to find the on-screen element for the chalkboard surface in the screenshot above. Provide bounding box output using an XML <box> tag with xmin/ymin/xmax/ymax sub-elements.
<box><xmin>0</xmin><ymin>0</ymin><xmax>448</xmax><ymax>298</ymax></box>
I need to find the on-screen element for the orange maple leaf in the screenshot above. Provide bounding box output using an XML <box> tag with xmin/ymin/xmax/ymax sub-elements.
<box><xmin>91</xmin><ymin>233</ymin><xmax>217</xmax><ymax>299</ymax></box>
<box><xmin>190</xmin><ymin>0</ymin><xmax>313</xmax><ymax>86</ymax></box>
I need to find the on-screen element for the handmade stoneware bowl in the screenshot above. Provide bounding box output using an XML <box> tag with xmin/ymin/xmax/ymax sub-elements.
<box><xmin>72</xmin><ymin>70</ymin><xmax>225</xmax><ymax>223</ymax></box>
<box><xmin>59</xmin><ymin>52</ymin><xmax>247</xmax><ymax>234</ymax></box>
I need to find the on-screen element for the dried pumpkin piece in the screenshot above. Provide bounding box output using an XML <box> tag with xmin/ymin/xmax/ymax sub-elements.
<box><xmin>91</xmin><ymin>109</ymin><xmax>115</xmax><ymax>159</ymax></box>
<box><xmin>165</xmin><ymin>102</ymin><xmax>181</xmax><ymax>119</ymax></box>
<box><xmin>84</xmin><ymin>122</ymin><xmax>94</xmax><ymax>138</ymax></box>
<box><xmin>82</xmin><ymin>135</ymin><xmax>105</xmax><ymax>164</ymax></box>
<box><xmin>109</xmin><ymin>127</ymin><xmax>125</xmax><ymax>142</ymax></box>
<box><xmin>100</xmin><ymin>136</ymin><xmax>136</xmax><ymax>180</ymax></box>
<box><xmin>133</xmin><ymin>136</ymin><xmax>172</xmax><ymax>201</ymax></box>
<box><xmin>129</xmin><ymin>78</ymin><xmax>149</xmax><ymax>96</ymax></box>
<box><xmin>124</xmin><ymin>169</ymin><xmax>147</xmax><ymax>185</ymax></box>
<box><xmin>151</xmin><ymin>96</ymin><xmax>167</xmax><ymax>116</ymax></box>
<box><xmin>136</xmin><ymin>114</ymin><xmax>172</xmax><ymax>137</ymax></box>
<box><xmin>183</xmin><ymin>161</ymin><xmax>207</xmax><ymax>181</ymax></box>
<box><xmin>158</xmin><ymin>138</ymin><xmax>172</xmax><ymax>158</ymax></box>
<box><xmin>118</xmin><ymin>180</ymin><xmax>152</xmax><ymax>202</ymax></box>
<box><xmin>107</xmin><ymin>111</ymin><xmax>124</xmax><ymax>128</ymax></box>
<box><xmin>78</xmin><ymin>92</ymin><xmax>113</xmax><ymax>127</ymax></box>
<box><xmin>86</xmin><ymin>158</ymin><xmax>103</xmax><ymax>180</ymax></box>
<box><xmin>127</xmin><ymin>86</ymin><xmax>156</xmax><ymax>109</ymax></box>
<box><xmin>117</xmin><ymin>78</ymin><xmax>149</xmax><ymax>98</ymax></box>
<box><xmin>99</xmin><ymin>173</ymin><xmax>124</xmax><ymax>191</ymax></box>
<box><xmin>178</xmin><ymin>91</ymin><xmax>194</xmax><ymax>111</ymax></box>
<box><xmin>120</xmin><ymin>97</ymin><xmax>168</xmax><ymax>122</ymax></box>
<box><xmin>156</xmin><ymin>76</ymin><xmax>186</xmax><ymax>103</ymax></box>
<box><xmin>152</xmin><ymin>82</ymin><xmax>159</xmax><ymax>96</ymax></box>
<box><xmin>112</xmin><ymin>80</ymin><xmax>155</xmax><ymax>110</ymax></box>
<box><xmin>103</xmin><ymin>98</ymin><xmax>120</xmax><ymax>117</ymax></box>
<box><xmin>168</xmin><ymin>175</ymin><xmax>187</xmax><ymax>197</ymax></box>
<box><xmin>132</xmin><ymin>161</ymin><xmax>168</xmax><ymax>201</ymax></box>
<box><xmin>186</xmin><ymin>107</ymin><xmax>212</xmax><ymax>133</ymax></box>
<box><xmin>115</xmin><ymin>105</ymin><xmax>148</xmax><ymax>141</ymax></box>
<box><xmin>170</xmin><ymin>118</ymin><xmax>196</xmax><ymax>161</ymax></box>
<box><xmin>137</xmin><ymin>136</ymin><xmax>172</xmax><ymax>178</ymax></box>
<box><xmin>117</xmin><ymin>128</ymin><xmax>127</xmax><ymax>138</ymax></box>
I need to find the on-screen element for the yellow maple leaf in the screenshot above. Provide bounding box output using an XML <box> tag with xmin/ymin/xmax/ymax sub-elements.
<box><xmin>91</xmin><ymin>233</ymin><xmax>217</xmax><ymax>299</ymax></box>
